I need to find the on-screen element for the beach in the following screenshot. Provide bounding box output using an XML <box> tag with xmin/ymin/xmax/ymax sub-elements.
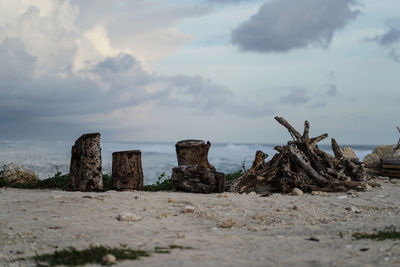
<box><xmin>1</xmin><ymin>177</ymin><xmax>399</xmax><ymax>266</ymax></box>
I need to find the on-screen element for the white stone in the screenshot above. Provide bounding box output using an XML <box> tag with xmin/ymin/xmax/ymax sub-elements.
<box><xmin>116</xmin><ymin>212</ymin><xmax>142</xmax><ymax>222</ymax></box>
<box><xmin>183</xmin><ymin>205</ymin><xmax>195</xmax><ymax>213</ymax></box>
<box><xmin>1</xmin><ymin>162</ymin><xmax>39</xmax><ymax>185</ymax></box>
<box><xmin>350</xmin><ymin>206</ymin><xmax>361</xmax><ymax>213</ymax></box>
<box><xmin>103</xmin><ymin>254</ymin><xmax>116</xmax><ymax>264</ymax></box>
<box><xmin>337</xmin><ymin>195</ymin><xmax>348</xmax><ymax>199</ymax></box>
<box><xmin>291</xmin><ymin>188</ymin><xmax>303</xmax><ymax>196</ymax></box>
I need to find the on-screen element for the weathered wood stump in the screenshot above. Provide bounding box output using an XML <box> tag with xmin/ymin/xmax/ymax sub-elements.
<box><xmin>112</xmin><ymin>150</ymin><xmax>144</xmax><ymax>190</ymax></box>
<box><xmin>66</xmin><ymin>133</ymin><xmax>103</xmax><ymax>191</ymax></box>
<box><xmin>171</xmin><ymin>165</ymin><xmax>225</xmax><ymax>193</ymax></box>
<box><xmin>175</xmin><ymin>140</ymin><xmax>216</xmax><ymax>171</ymax></box>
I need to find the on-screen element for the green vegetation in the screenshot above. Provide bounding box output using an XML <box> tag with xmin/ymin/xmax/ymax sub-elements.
<box><xmin>28</xmin><ymin>244</ymin><xmax>192</xmax><ymax>266</ymax></box>
<box><xmin>32</xmin><ymin>245</ymin><xmax>149</xmax><ymax>266</ymax></box>
<box><xmin>225</xmin><ymin>160</ymin><xmax>246</xmax><ymax>182</ymax></box>
<box><xmin>102</xmin><ymin>174</ymin><xmax>112</xmax><ymax>191</ymax></box>
<box><xmin>144</xmin><ymin>172</ymin><xmax>175</xmax><ymax>191</ymax></box>
<box><xmin>353</xmin><ymin>226</ymin><xmax>400</xmax><ymax>240</ymax></box>
<box><xmin>225</xmin><ymin>169</ymin><xmax>244</xmax><ymax>182</ymax></box>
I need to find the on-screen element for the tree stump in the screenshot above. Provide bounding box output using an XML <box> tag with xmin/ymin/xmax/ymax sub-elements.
<box><xmin>175</xmin><ymin>140</ymin><xmax>216</xmax><ymax>171</ymax></box>
<box><xmin>171</xmin><ymin>165</ymin><xmax>225</xmax><ymax>193</ymax></box>
<box><xmin>66</xmin><ymin>133</ymin><xmax>103</xmax><ymax>191</ymax></box>
<box><xmin>112</xmin><ymin>150</ymin><xmax>144</xmax><ymax>190</ymax></box>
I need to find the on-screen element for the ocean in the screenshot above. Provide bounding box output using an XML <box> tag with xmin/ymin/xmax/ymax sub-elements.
<box><xmin>0</xmin><ymin>140</ymin><xmax>375</xmax><ymax>185</ymax></box>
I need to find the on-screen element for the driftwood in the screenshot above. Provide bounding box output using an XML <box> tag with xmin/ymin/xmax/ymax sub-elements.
<box><xmin>171</xmin><ymin>165</ymin><xmax>225</xmax><ymax>193</ymax></box>
<box><xmin>172</xmin><ymin>139</ymin><xmax>225</xmax><ymax>193</ymax></box>
<box><xmin>231</xmin><ymin>117</ymin><xmax>369</xmax><ymax>194</ymax></box>
<box><xmin>66</xmin><ymin>133</ymin><xmax>103</xmax><ymax>192</ymax></box>
<box><xmin>111</xmin><ymin>150</ymin><xmax>144</xmax><ymax>190</ymax></box>
<box><xmin>175</xmin><ymin>140</ymin><xmax>216</xmax><ymax>171</ymax></box>
<box><xmin>381</xmin><ymin>157</ymin><xmax>400</xmax><ymax>178</ymax></box>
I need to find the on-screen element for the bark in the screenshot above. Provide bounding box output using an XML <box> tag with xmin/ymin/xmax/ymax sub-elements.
<box><xmin>171</xmin><ymin>165</ymin><xmax>225</xmax><ymax>193</ymax></box>
<box><xmin>67</xmin><ymin>133</ymin><xmax>103</xmax><ymax>192</ymax></box>
<box><xmin>175</xmin><ymin>140</ymin><xmax>215</xmax><ymax>171</ymax></box>
<box><xmin>112</xmin><ymin>150</ymin><xmax>144</xmax><ymax>190</ymax></box>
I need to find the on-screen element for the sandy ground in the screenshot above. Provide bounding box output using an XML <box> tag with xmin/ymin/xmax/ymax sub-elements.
<box><xmin>1</xmin><ymin>178</ymin><xmax>400</xmax><ymax>267</ymax></box>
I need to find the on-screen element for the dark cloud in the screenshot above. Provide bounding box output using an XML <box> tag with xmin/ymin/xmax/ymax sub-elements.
<box><xmin>388</xmin><ymin>48</ymin><xmax>400</xmax><ymax>63</ymax></box>
<box><xmin>279</xmin><ymin>88</ymin><xmax>309</xmax><ymax>104</ymax></box>
<box><xmin>326</xmin><ymin>84</ymin><xmax>338</xmax><ymax>96</ymax></box>
<box><xmin>207</xmin><ymin>0</ymin><xmax>254</xmax><ymax>3</ymax></box>
<box><xmin>366</xmin><ymin>18</ymin><xmax>400</xmax><ymax>46</ymax></box>
<box><xmin>313</xmin><ymin>102</ymin><xmax>327</xmax><ymax>108</ymax></box>
<box><xmin>231</xmin><ymin>0</ymin><xmax>360</xmax><ymax>52</ymax></box>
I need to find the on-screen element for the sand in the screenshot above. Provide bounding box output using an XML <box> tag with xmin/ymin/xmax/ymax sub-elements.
<box><xmin>1</xmin><ymin>178</ymin><xmax>399</xmax><ymax>266</ymax></box>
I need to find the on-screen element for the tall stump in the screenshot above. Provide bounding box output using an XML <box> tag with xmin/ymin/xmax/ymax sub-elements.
<box><xmin>66</xmin><ymin>133</ymin><xmax>103</xmax><ymax>191</ymax></box>
<box><xmin>112</xmin><ymin>150</ymin><xmax>144</xmax><ymax>190</ymax></box>
<box><xmin>175</xmin><ymin>140</ymin><xmax>215</xmax><ymax>171</ymax></box>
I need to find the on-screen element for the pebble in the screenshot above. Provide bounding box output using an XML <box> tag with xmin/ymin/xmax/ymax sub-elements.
<box><xmin>346</xmin><ymin>206</ymin><xmax>361</xmax><ymax>213</ymax></box>
<box><xmin>103</xmin><ymin>254</ymin><xmax>116</xmax><ymax>264</ymax></box>
<box><xmin>177</xmin><ymin>232</ymin><xmax>185</xmax><ymax>238</ymax></box>
<box><xmin>221</xmin><ymin>218</ymin><xmax>236</xmax><ymax>228</ymax></box>
<box><xmin>116</xmin><ymin>212</ymin><xmax>142</xmax><ymax>222</ymax></box>
<box><xmin>337</xmin><ymin>195</ymin><xmax>348</xmax><ymax>200</ymax></box>
<box><xmin>291</xmin><ymin>188</ymin><xmax>303</xmax><ymax>196</ymax></box>
<box><xmin>183</xmin><ymin>206</ymin><xmax>195</xmax><ymax>213</ymax></box>
<box><xmin>168</xmin><ymin>198</ymin><xmax>174</xmax><ymax>203</ymax></box>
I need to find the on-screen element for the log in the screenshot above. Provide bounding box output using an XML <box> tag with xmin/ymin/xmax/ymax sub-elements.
<box><xmin>66</xmin><ymin>133</ymin><xmax>103</xmax><ymax>191</ymax></box>
<box><xmin>381</xmin><ymin>157</ymin><xmax>400</xmax><ymax>166</ymax></box>
<box><xmin>331</xmin><ymin>138</ymin><xmax>343</xmax><ymax>158</ymax></box>
<box><xmin>287</xmin><ymin>145</ymin><xmax>329</xmax><ymax>186</ymax></box>
<box><xmin>111</xmin><ymin>150</ymin><xmax>144</xmax><ymax>190</ymax></box>
<box><xmin>175</xmin><ymin>140</ymin><xmax>215</xmax><ymax>171</ymax></box>
<box><xmin>171</xmin><ymin>165</ymin><xmax>225</xmax><ymax>193</ymax></box>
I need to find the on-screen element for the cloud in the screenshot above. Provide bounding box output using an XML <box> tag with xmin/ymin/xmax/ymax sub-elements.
<box><xmin>366</xmin><ymin>18</ymin><xmax>400</xmax><ymax>46</ymax></box>
<box><xmin>388</xmin><ymin>48</ymin><xmax>400</xmax><ymax>63</ymax></box>
<box><xmin>0</xmin><ymin>0</ymin><xmax>274</xmax><ymax>140</ymax></box>
<box><xmin>279</xmin><ymin>88</ymin><xmax>309</xmax><ymax>104</ymax></box>
<box><xmin>207</xmin><ymin>0</ymin><xmax>254</xmax><ymax>3</ymax></box>
<box><xmin>231</xmin><ymin>0</ymin><xmax>360</xmax><ymax>52</ymax></box>
<box><xmin>326</xmin><ymin>84</ymin><xmax>338</xmax><ymax>96</ymax></box>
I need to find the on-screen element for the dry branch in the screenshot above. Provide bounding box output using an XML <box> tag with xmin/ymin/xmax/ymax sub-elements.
<box><xmin>230</xmin><ymin>117</ymin><xmax>369</xmax><ymax>194</ymax></box>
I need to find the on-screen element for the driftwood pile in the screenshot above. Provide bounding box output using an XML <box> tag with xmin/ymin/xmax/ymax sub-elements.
<box><xmin>231</xmin><ymin>117</ymin><xmax>370</xmax><ymax>194</ymax></box>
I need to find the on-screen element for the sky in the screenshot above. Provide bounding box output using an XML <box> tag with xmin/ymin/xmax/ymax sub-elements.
<box><xmin>0</xmin><ymin>0</ymin><xmax>399</xmax><ymax>145</ymax></box>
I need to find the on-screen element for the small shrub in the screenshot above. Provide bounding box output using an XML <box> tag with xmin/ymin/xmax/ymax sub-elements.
<box><xmin>102</xmin><ymin>174</ymin><xmax>112</xmax><ymax>191</ymax></box>
<box><xmin>39</xmin><ymin>172</ymin><xmax>69</xmax><ymax>190</ymax></box>
<box><xmin>144</xmin><ymin>172</ymin><xmax>174</xmax><ymax>191</ymax></box>
<box><xmin>225</xmin><ymin>170</ymin><xmax>244</xmax><ymax>182</ymax></box>
<box><xmin>353</xmin><ymin>226</ymin><xmax>400</xmax><ymax>240</ymax></box>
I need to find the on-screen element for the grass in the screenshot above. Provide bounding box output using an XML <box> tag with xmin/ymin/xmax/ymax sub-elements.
<box><xmin>225</xmin><ymin>169</ymin><xmax>244</xmax><ymax>182</ymax></box>
<box><xmin>143</xmin><ymin>172</ymin><xmax>175</xmax><ymax>192</ymax></box>
<box><xmin>28</xmin><ymin>244</ymin><xmax>191</xmax><ymax>266</ymax></box>
<box><xmin>353</xmin><ymin>226</ymin><xmax>400</xmax><ymax>241</ymax></box>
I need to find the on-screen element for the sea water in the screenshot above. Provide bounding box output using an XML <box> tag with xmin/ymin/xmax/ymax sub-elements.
<box><xmin>0</xmin><ymin>140</ymin><xmax>375</xmax><ymax>185</ymax></box>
